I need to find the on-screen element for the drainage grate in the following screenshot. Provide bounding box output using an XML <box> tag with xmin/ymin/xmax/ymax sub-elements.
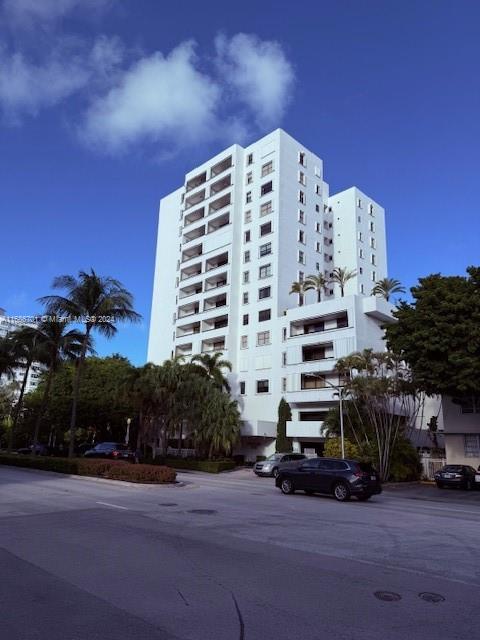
<box><xmin>374</xmin><ymin>591</ymin><xmax>402</xmax><ymax>602</ymax></box>
<box><xmin>159</xmin><ymin>503</ymin><xmax>178</xmax><ymax>507</ymax></box>
<box><xmin>418</xmin><ymin>592</ymin><xmax>445</xmax><ymax>603</ymax></box>
<box><xmin>187</xmin><ymin>509</ymin><xmax>217</xmax><ymax>515</ymax></box>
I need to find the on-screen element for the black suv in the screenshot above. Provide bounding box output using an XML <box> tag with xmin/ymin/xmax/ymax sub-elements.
<box><xmin>275</xmin><ymin>457</ymin><xmax>382</xmax><ymax>501</ymax></box>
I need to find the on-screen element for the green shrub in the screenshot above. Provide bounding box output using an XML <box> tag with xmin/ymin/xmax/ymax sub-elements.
<box><xmin>323</xmin><ymin>438</ymin><xmax>360</xmax><ymax>459</ymax></box>
<box><xmin>0</xmin><ymin>454</ymin><xmax>176</xmax><ymax>484</ymax></box>
<box><xmin>165</xmin><ymin>458</ymin><xmax>236</xmax><ymax>473</ymax></box>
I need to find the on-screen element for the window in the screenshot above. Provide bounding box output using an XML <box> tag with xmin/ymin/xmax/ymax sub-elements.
<box><xmin>371</xmin><ymin>254</ymin><xmax>376</xmax><ymax>266</ymax></box>
<box><xmin>260</xmin><ymin>221</ymin><xmax>272</xmax><ymax>236</ymax></box>
<box><xmin>316</xmin><ymin>262</ymin><xmax>320</xmax><ymax>270</ymax></box>
<box><xmin>259</xmin><ymin>264</ymin><xmax>272</xmax><ymax>279</ymax></box>
<box><xmin>299</xmin><ymin>171</ymin><xmax>306</xmax><ymax>185</ymax></box>
<box><xmin>298</xmin><ymin>250</ymin><xmax>305</xmax><ymax>264</ymax></box>
<box><xmin>369</xmin><ymin>203</ymin><xmax>374</xmax><ymax>215</ymax></box>
<box><xmin>243</xmin><ymin>314</ymin><xmax>249</xmax><ymax>326</ymax></box>
<box><xmin>260</xmin><ymin>201</ymin><xmax>272</xmax><ymax>217</ymax></box>
<box><xmin>315</xmin><ymin>204</ymin><xmax>320</xmax><ymax>213</ymax></box>
<box><xmin>259</xmin><ymin>286</ymin><xmax>271</xmax><ymax>299</ymax></box>
<box><xmin>282</xmin><ymin>377</ymin><xmax>287</xmax><ymax>392</ymax></box>
<box><xmin>246</xmin><ymin>172</ymin><xmax>253</xmax><ymax>184</ymax></box>
<box><xmin>243</xmin><ymin>271</ymin><xmax>249</xmax><ymax>284</ymax></box>
<box><xmin>298</xmin><ymin>209</ymin><xmax>305</xmax><ymax>224</ymax></box>
<box><xmin>357</xmin><ymin>215</ymin><xmax>361</xmax><ymax>223</ymax></box>
<box><xmin>298</xmin><ymin>229</ymin><xmax>305</xmax><ymax>243</ymax></box>
<box><xmin>337</xmin><ymin>313</ymin><xmax>348</xmax><ymax>328</ymax></box>
<box><xmin>359</xmin><ymin>267</ymin><xmax>363</xmax><ymax>274</ymax></box>
<box><xmin>459</xmin><ymin>396</ymin><xmax>480</xmax><ymax>414</ymax></box>
<box><xmin>370</xmin><ymin>237</ymin><xmax>376</xmax><ymax>249</ymax></box>
<box><xmin>244</xmin><ymin>210</ymin><xmax>252</xmax><ymax>223</ymax></box>
<box><xmin>240</xmin><ymin>381</ymin><xmax>246</xmax><ymax>395</ymax></box>
<box><xmin>282</xmin><ymin>351</ymin><xmax>287</xmax><ymax>365</ymax></box>
<box><xmin>301</xmin><ymin>373</ymin><xmax>326</xmax><ymax>389</ymax></box>
<box><xmin>299</xmin><ymin>151</ymin><xmax>306</xmax><ymax>166</ymax></box>
<box><xmin>325</xmin><ymin>254</ymin><xmax>333</xmax><ymax>262</ymax></box>
<box><xmin>360</xmin><ymin>283</ymin><xmax>365</xmax><ymax>294</ymax></box>
<box><xmin>315</xmin><ymin>241</ymin><xmax>321</xmax><ymax>253</ymax></box>
<box><xmin>371</xmin><ymin>271</ymin><xmax>376</xmax><ymax>282</ymax></box>
<box><xmin>244</xmin><ymin>250</ymin><xmax>250</xmax><ymax>263</ymax></box>
<box><xmin>315</xmin><ymin>184</ymin><xmax>321</xmax><ymax>195</ymax></box>
<box><xmin>298</xmin><ymin>270</ymin><xmax>304</xmax><ymax>282</ymax></box>
<box><xmin>257</xmin><ymin>330</ymin><xmax>270</xmax><ymax>346</ymax></box>
<box><xmin>370</xmin><ymin>221</ymin><xmax>375</xmax><ymax>232</ymax></box>
<box><xmin>246</xmin><ymin>191</ymin><xmax>252</xmax><ymax>203</ymax></box>
<box><xmin>282</xmin><ymin>327</ymin><xmax>287</xmax><ymax>342</ymax></box>
<box><xmin>257</xmin><ymin>379</ymin><xmax>269</xmax><ymax>393</ymax></box>
<box><xmin>258</xmin><ymin>309</ymin><xmax>271</xmax><ymax>322</ymax></box>
<box><xmin>357</xmin><ymin>198</ymin><xmax>362</xmax><ymax>208</ymax></box>
<box><xmin>261</xmin><ymin>181</ymin><xmax>273</xmax><ymax>196</ymax></box>
<box><xmin>464</xmin><ymin>435</ymin><xmax>480</xmax><ymax>457</ymax></box>
<box><xmin>243</xmin><ymin>292</ymin><xmax>249</xmax><ymax>304</ymax></box>
<box><xmin>259</xmin><ymin>242</ymin><xmax>272</xmax><ymax>257</ymax></box>
<box><xmin>359</xmin><ymin>248</ymin><xmax>364</xmax><ymax>259</ymax></box>
<box><xmin>247</xmin><ymin>153</ymin><xmax>253</xmax><ymax>165</ymax></box>
<box><xmin>244</xmin><ymin>230</ymin><xmax>251</xmax><ymax>243</ymax></box>
<box><xmin>316</xmin><ymin>222</ymin><xmax>321</xmax><ymax>233</ymax></box>
<box><xmin>357</xmin><ymin>231</ymin><xmax>363</xmax><ymax>241</ymax></box>
<box><xmin>261</xmin><ymin>160</ymin><xmax>273</xmax><ymax>176</ymax></box>
<box><xmin>299</xmin><ymin>190</ymin><xmax>306</xmax><ymax>204</ymax></box>
<box><xmin>240</xmin><ymin>335</ymin><xmax>248</xmax><ymax>349</ymax></box>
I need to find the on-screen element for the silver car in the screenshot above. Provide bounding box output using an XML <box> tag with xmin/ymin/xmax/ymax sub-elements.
<box><xmin>254</xmin><ymin>453</ymin><xmax>307</xmax><ymax>478</ymax></box>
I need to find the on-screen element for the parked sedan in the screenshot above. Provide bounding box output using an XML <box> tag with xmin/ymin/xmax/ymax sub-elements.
<box><xmin>17</xmin><ymin>444</ymin><xmax>50</xmax><ymax>456</ymax></box>
<box><xmin>434</xmin><ymin>465</ymin><xmax>479</xmax><ymax>490</ymax></box>
<box><xmin>275</xmin><ymin>457</ymin><xmax>382</xmax><ymax>501</ymax></box>
<box><xmin>83</xmin><ymin>442</ymin><xmax>134</xmax><ymax>462</ymax></box>
<box><xmin>254</xmin><ymin>453</ymin><xmax>307</xmax><ymax>478</ymax></box>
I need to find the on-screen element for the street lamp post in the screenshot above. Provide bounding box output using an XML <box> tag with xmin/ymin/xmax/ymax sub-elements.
<box><xmin>125</xmin><ymin>417</ymin><xmax>131</xmax><ymax>446</ymax></box>
<box><xmin>311</xmin><ymin>374</ymin><xmax>346</xmax><ymax>459</ymax></box>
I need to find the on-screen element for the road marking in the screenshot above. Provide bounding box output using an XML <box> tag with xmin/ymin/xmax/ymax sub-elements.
<box><xmin>95</xmin><ymin>501</ymin><xmax>129</xmax><ymax>510</ymax></box>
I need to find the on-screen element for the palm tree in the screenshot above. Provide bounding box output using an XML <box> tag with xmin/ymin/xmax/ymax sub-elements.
<box><xmin>304</xmin><ymin>273</ymin><xmax>329</xmax><ymax>302</ymax></box>
<box><xmin>329</xmin><ymin>267</ymin><xmax>357</xmax><ymax>297</ymax></box>
<box><xmin>39</xmin><ymin>269</ymin><xmax>141</xmax><ymax>457</ymax></box>
<box><xmin>371</xmin><ymin>277</ymin><xmax>406</xmax><ymax>302</ymax></box>
<box><xmin>0</xmin><ymin>335</ymin><xmax>19</xmax><ymax>379</ymax></box>
<box><xmin>31</xmin><ymin>320</ymin><xmax>86</xmax><ymax>455</ymax></box>
<box><xmin>289</xmin><ymin>280</ymin><xmax>308</xmax><ymax>306</ymax></box>
<box><xmin>191</xmin><ymin>352</ymin><xmax>232</xmax><ymax>392</ymax></box>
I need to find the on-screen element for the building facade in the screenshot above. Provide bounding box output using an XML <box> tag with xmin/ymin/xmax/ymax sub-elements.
<box><xmin>148</xmin><ymin>129</ymin><xmax>392</xmax><ymax>459</ymax></box>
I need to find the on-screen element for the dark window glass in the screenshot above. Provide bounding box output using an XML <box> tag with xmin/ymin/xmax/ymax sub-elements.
<box><xmin>261</xmin><ymin>181</ymin><xmax>273</xmax><ymax>196</ymax></box>
<box><xmin>257</xmin><ymin>379</ymin><xmax>269</xmax><ymax>393</ymax></box>
<box><xmin>258</xmin><ymin>309</ymin><xmax>271</xmax><ymax>322</ymax></box>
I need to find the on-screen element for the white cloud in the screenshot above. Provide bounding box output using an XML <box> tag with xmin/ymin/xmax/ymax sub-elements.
<box><xmin>215</xmin><ymin>33</ymin><xmax>294</xmax><ymax>128</ymax></box>
<box><xmin>81</xmin><ymin>41</ymin><xmax>221</xmax><ymax>153</ymax></box>
<box><xmin>2</xmin><ymin>0</ymin><xmax>112</xmax><ymax>27</ymax></box>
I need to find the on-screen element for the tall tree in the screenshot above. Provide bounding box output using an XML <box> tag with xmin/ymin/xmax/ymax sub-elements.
<box><xmin>191</xmin><ymin>352</ymin><xmax>232</xmax><ymax>392</ymax></box>
<box><xmin>329</xmin><ymin>267</ymin><xmax>357</xmax><ymax>297</ymax></box>
<box><xmin>289</xmin><ymin>280</ymin><xmax>308</xmax><ymax>306</ymax></box>
<box><xmin>385</xmin><ymin>267</ymin><xmax>480</xmax><ymax>397</ymax></box>
<box><xmin>371</xmin><ymin>277</ymin><xmax>405</xmax><ymax>302</ymax></box>
<box><xmin>39</xmin><ymin>269</ymin><xmax>141</xmax><ymax>456</ymax></box>
<box><xmin>0</xmin><ymin>335</ymin><xmax>20</xmax><ymax>379</ymax></box>
<box><xmin>304</xmin><ymin>273</ymin><xmax>329</xmax><ymax>302</ymax></box>
<box><xmin>31</xmin><ymin>320</ymin><xmax>86</xmax><ymax>455</ymax></box>
<box><xmin>275</xmin><ymin>398</ymin><xmax>293</xmax><ymax>453</ymax></box>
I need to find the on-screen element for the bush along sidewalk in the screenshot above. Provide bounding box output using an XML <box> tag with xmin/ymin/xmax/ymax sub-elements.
<box><xmin>157</xmin><ymin>458</ymin><xmax>236</xmax><ymax>473</ymax></box>
<box><xmin>0</xmin><ymin>454</ymin><xmax>176</xmax><ymax>484</ymax></box>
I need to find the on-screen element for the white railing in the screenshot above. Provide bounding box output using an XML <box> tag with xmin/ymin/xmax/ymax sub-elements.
<box><xmin>420</xmin><ymin>456</ymin><xmax>446</xmax><ymax>480</ymax></box>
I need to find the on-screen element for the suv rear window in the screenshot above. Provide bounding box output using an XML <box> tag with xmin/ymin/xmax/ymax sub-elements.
<box><xmin>357</xmin><ymin>462</ymin><xmax>375</xmax><ymax>473</ymax></box>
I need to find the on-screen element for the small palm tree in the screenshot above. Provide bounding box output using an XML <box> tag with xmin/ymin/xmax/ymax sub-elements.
<box><xmin>39</xmin><ymin>269</ymin><xmax>141</xmax><ymax>457</ymax></box>
<box><xmin>31</xmin><ymin>320</ymin><xmax>87</xmax><ymax>455</ymax></box>
<box><xmin>304</xmin><ymin>273</ymin><xmax>329</xmax><ymax>302</ymax></box>
<box><xmin>371</xmin><ymin>277</ymin><xmax>406</xmax><ymax>302</ymax></box>
<box><xmin>329</xmin><ymin>267</ymin><xmax>357</xmax><ymax>297</ymax></box>
<box><xmin>191</xmin><ymin>352</ymin><xmax>232</xmax><ymax>392</ymax></box>
<box><xmin>290</xmin><ymin>280</ymin><xmax>308</xmax><ymax>306</ymax></box>
<box><xmin>0</xmin><ymin>335</ymin><xmax>19</xmax><ymax>379</ymax></box>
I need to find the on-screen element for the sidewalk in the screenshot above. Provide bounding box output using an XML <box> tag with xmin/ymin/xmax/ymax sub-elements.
<box><xmin>383</xmin><ymin>481</ymin><xmax>480</xmax><ymax>505</ymax></box>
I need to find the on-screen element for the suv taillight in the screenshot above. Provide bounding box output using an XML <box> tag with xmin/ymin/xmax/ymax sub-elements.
<box><xmin>112</xmin><ymin>450</ymin><xmax>120</xmax><ymax>457</ymax></box>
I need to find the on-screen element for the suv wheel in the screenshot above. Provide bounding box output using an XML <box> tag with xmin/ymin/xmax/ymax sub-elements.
<box><xmin>280</xmin><ymin>478</ymin><xmax>295</xmax><ymax>494</ymax></box>
<box><xmin>272</xmin><ymin>467</ymin><xmax>279</xmax><ymax>479</ymax></box>
<box><xmin>333</xmin><ymin>482</ymin><xmax>351</xmax><ymax>502</ymax></box>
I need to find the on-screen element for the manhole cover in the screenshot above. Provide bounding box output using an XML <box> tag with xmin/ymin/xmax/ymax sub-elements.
<box><xmin>419</xmin><ymin>592</ymin><xmax>445</xmax><ymax>603</ymax></box>
<box><xmin>187</xmin><ymin>509</ymin><xmax>217</xmax><ymax>515</ymax></box>
<box><xmin>374</xmin><ymin>591</ymin><xmax>402</xmax><ymax>602</ymax></box>
<box><xmin>159</xmin><ymin>503</ymin><xmax>178</xmax><ymax>507</ymax></box>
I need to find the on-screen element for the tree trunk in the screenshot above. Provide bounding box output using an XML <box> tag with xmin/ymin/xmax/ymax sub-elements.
<box><xmin>317</xmin><ymin>290</ymin><xmax>321</xmax><ymax>302</ymax></box>
<box><xmin>177</xmin><ymin>420</ymin><xmax>183</xmax><ymax>454</ymax></box>
<box><xmin>8</xmin><ymin>359</ymin><xmax>31</xmax><ymax>453</ymax></box>
<box><xmin>32</xmin><ymin>368</ymin><xmax>54</xmax><ymax>455</ymax></box>
<box><xmin>68</xmin><ymin>331</ymin><xmax>90</xmax><ymax>458</ymax></box>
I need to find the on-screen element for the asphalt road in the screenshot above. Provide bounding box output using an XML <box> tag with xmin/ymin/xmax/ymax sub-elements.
<box><xmin>0</xmin><ymin>466</ymin><xmax>479</xmax><ymax>640</ymax></box>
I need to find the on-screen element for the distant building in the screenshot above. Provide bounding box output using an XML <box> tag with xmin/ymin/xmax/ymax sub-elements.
<box><xmin>148</xmin><ymin>129</ymin><xmax>393</xmax><ymax>459</ymax></box>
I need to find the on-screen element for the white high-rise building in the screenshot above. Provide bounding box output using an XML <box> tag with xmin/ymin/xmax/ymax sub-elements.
<box><xmin>148</xmin><ymin>129</ymin><xmax>393</xmax><ymax>459</ymax></box>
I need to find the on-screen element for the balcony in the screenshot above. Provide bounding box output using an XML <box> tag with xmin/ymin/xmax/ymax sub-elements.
<box><xmin>181</xmin><ymin>243</ymin><xmax>202</xmax><ymax>263</ymax></box>
<box><xmin>175</xmin><ymin>342</ymin><xmax>193</xmax><ymax>357</ymax></box>
<box><xmin>207</xmin><ymin>212</ymin><xmax>230</xmax><ymax>234</ymax></box>
<box><xmin>180</xmin><ymin>262</ymin><xmax>202</xmax><ymax>281</ymax></box>
<box><xmin>209</xmin><ymin>174</ymin><xmax>231</xmax><ymax>198</ymax></box>
<box><xmin>302</xmin><ymin>342</ymin><xmax>334</xmax><ymax>362</ymax></box>
<box><xmin>185</xmin><ymin>189</ymin><xmax>205</xmax><ymax>210</ymax></box>
<box><xmin>178</xmin><ymin>301</ymin><xmax>199</xmax><ymax>319</ymax></box>
<box><xmin>176</xmin><ymin>320</ymin><xmax>200</xmax><ymax>338</ymax></box>
<box><xmin>286</xmin><ymin>420</ymin><xmax>328</xmax><ymax>439</ymax></box>
<box><xmin>184</xmin><ymin>206</ymin><xmax>205</xmax><ymax>227</ymax></box>
<box><xmin>185</xmin><ymin>171</ymin><xmax>206</xmax><ymax>193</ymax></box>
<box><xmin>203</xmin><ymin>292</ymin><xmax>227</xmax><ymax>312</ymax></box>
<box><xmin>202</xmin><ymin>313</ymin><xmax>228</xmax><ymax>332</ymax></box>
<box><xmin>206</xmin><ymin>252</ymin><xmax>228</xmax><ymax>272</ymax></box>
<box><xmin>183</xmin><ymin>225</ymin><xmax>205</xmax><ymax>244</ymax></box>
<box><xmin>362</xmin><ymin>296</ymin><xmax>395</xmax><ymax>323</ymax></box>
<box><xmin>202</xmin><ymin>336</ymin><xmax>226</xmax><ymax>353</ymax></box>
<box><xmin>210</xmin><ymin>156</ymin><xmax>232</xmax><ymax>178</ymax></box>
<box><xmin>205</xmin><ymin>272</ymin><xmax>228</xmax><ymax>291</ymax></box>
<box><xmin>290</xmin><ymin>312</ymin><xmax>348</xmax><ymax>337</ymax></box>
<box><xmin>209</xmin><ymin>193</ymin><xmax>230</xmax><ymax>215</ymax></box>
<box><xmin>179</xmin><ymin>280</ymin><xmax>203</xmax><ymax>299</ymax></box>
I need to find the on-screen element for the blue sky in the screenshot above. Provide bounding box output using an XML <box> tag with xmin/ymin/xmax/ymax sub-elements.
<box><xmin>1</xmin><ymin>0</ymin><xmax>479</xmax><ymax>365</ymax></box>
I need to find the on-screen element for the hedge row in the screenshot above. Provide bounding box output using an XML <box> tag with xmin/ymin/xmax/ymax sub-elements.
<box><xmin>163</xmin><ymin>458</ymin><xmax>236</xmax><ymax>473</ymax></box>
<box><xmin>0</xmin><ymin>454</ymin><xmax>176</xmax><ymax>484</ymax></box>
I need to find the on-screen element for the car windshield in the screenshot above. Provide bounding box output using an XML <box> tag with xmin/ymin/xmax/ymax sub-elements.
<box><xmin>94</xmin><ymin>443</ymin><xmax>118</xmax><ymax>450</ymax></box>
<box><xmin>443</xmin><ymin>465</ymin><xmax>463</xmax><ymax>472</ymax></box>
<box><xmin>266</xmin><ymin>454</ymin><xmax>282</xmax><ymax>461</ymax></box>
